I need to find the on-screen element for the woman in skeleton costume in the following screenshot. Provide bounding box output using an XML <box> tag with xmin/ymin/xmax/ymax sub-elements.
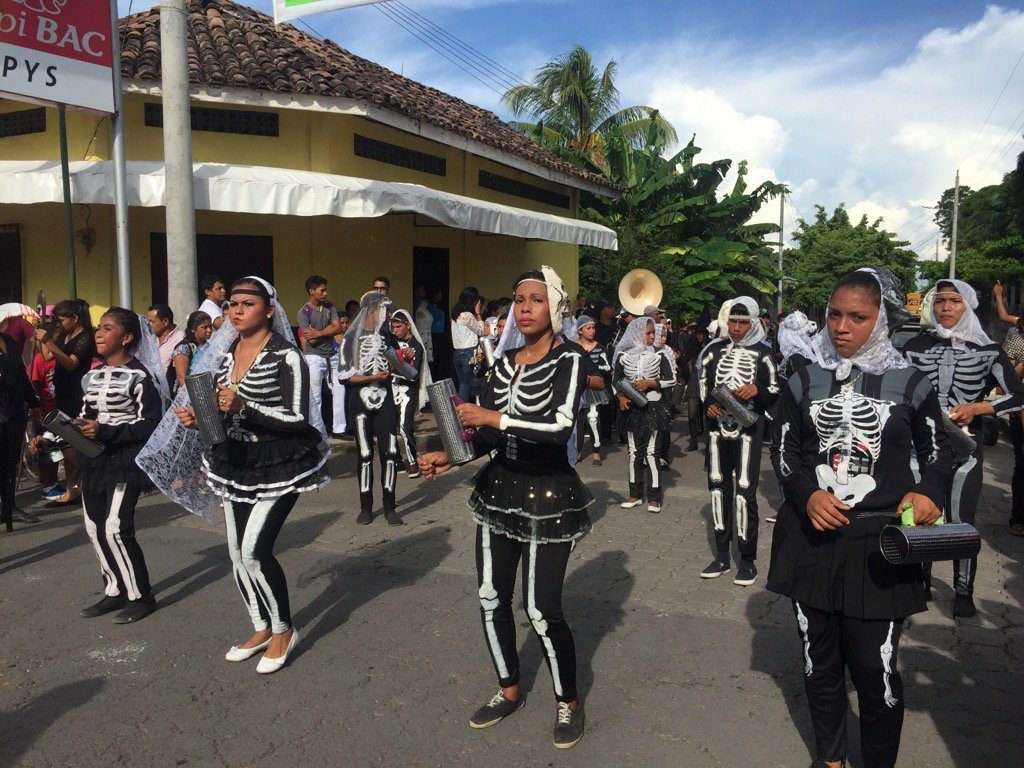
<box><xmin>698</xmin><ymin>297</ymin><xmax>779</xmax><ymax>585</ymax></box>
<box><xmin>768</xmin><ymin>267</ymin><xmax>953</xmax><ymax>768</ymax></box>
<box><xmin>388</xmin><ymin>309</ymin><xmax>431</xmax><ymax>479</ymax></box>
<box><xmin>614</xmin><ymin>317</ymin><xmax>676</xmax><ymax>513</ymax></box>
<box><xmin>155</xmin><ymin>277</ymin><xmax>329</xmax><ymax>673</ymax></box>
<box><xmin>74</xmin><ymin>308</ymin><xmax>167</xmax><ymax>624</ymax></box>
<box><xmin>417</xmin><ymin>267</ymin><xmax>591</xmax><ymax>750</ymax></box>
<box><xmin>571</xmin><ymin>315</ymin><xmax>611</xmax><ymax>465</ymax></box>
<box><xmin>903</xmin><ymin>279</ymin><xmax>1024</xmax><ymax>617</ymax></box>
<box><xmin>777</xmin><ymin>310</ymin><xmax>818</xmax><ymax>383</ymax></box>
<box><xmin>339</xmin><ymin>292</ymin><xmax>403</xmax><ymax>526</ymax></box>
<box><xmin>653</xmin><ymin>323</ymin><xmax>678</xmax><ymax>468</ymax></box>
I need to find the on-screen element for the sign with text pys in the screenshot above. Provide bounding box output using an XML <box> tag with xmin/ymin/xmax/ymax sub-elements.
<box><xmin>0</xmin><ymin>0</ymin><xmax>115</xmax><ymax>114</ymax></box>
<box><xmin>274</xmin><ymin>0</ymin><xmax>388</xmax><ymax>24</ymax></box>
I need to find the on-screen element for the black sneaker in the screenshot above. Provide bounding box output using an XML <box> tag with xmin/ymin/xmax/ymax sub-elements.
<box><xmin>407</xmin><ymin>464</ymin><xmax>422</xmax><ymax>479</ymax></box>
<box><xmin>384</xmin><ymin>510</ymin><xmax>404</xmax><ymax>526</ymax></box>
<box><xmin>734</xmin><ymin>560</ymin><xmax>758</xmax><ymax>586</ymax></box>
<box><xmin>952</xmin><ymin>594</ymin><xmax>977</xmax><ymax>618</ymax></box>
<box><xmin>686</xmin><ymin>441</ymin><xmax>699</xmax><ymax>452</ymax></box>
<box><xmin>112</xmin><ymin>596</ymin><xmax>157</xmax><ymax>624</ymax></box>
<box><xmin>553</xmin><ymin>702</ymin><xmax>585</xmax><ymax>749</ymax></box>
<box><xmin>356</xmin><ymin>508</ymin><xmax>373</xmax><ymax>525</ymax></box>
<box><xmin>81</xmin><ymin>594</ymin><xmax>128</xmax><ymax>618</ymax></box>
<box><xmin>469</xmin><ymin>690</ymin><xmax>525</xmax><ymax>729</ymax></box>
<box><xmin>700</xmin><ymin>557</ymin><xmax>731</xmax><ymax>579</ymax></box>
<box><xmin>13</xmin><ymin>508</ymin><xmax>40</xmax><ymax>524</ymax></box>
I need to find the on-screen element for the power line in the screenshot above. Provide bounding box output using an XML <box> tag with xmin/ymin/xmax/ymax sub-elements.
<box><xmin>976</xmin><ymin>100</ymin><xmax>1024</xmax><ymax>178</ymax></box>
<box><xmin>959</xmin><ymin>44</ymin><xmax>1024</xmax><ymax>166</ymax></box>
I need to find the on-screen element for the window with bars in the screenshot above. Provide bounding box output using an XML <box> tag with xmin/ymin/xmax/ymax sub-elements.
<box><xmin>478</xmin><ymin>170</ymin><xmax>570</xmax><ymax>209</ymax></box>
<box><xmin>144</xmin><ymin>103</ymin><xmax>279</xmax><ymax>137</ymax></box>
<box><xmin>354</xmin><ymin>134</ymin><xmax>446</xmax><ymax>176</ymax></box>
<box><xmin>0</xmin><ymin>108</ymin><xmax>46</xmax><ymax>139</ymax></box>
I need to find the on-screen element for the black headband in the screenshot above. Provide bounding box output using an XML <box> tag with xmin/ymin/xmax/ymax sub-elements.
<box><xmin>230</xmin><ymin>287</ymin><xmax>271</xmax><ymax>300</ymax></box>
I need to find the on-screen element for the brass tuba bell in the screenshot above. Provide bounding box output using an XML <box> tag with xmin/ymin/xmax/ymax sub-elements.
<box><xmin>618</xmin><ymin>269</ymin><xmax>663</xmax><ymax>316</ymax></box>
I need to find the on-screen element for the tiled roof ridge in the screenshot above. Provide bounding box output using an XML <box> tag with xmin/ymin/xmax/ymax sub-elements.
<box><xmin>118</xmin><ymin>0</ymin><xmax>615</xmax><ymax>190</ymax></box>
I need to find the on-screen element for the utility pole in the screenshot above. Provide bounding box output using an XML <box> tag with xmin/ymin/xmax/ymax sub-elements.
<box><xmin>110</xmin><ymin>0</ymin><xmax>132</xmax><ymax>308</ymax></box>
<box><xmin>776</xmin><ymin>193</ymin><xmax>785</xmax><ymax>314</ymax></box>
<box><xmin>160</xmin><ymin>0</ymin><xmax>198</xmax><ymax>320</ymax></box>
<box><xmin>949</xmin><ymin>170</ymin><xmax>960</xmax><ymax>279</ymax></box>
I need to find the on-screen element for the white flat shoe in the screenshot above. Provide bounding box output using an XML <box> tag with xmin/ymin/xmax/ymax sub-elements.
<box><xmin>256</xmin><ymin>630</ymin><xmax>300</xmax><ymax>675</ymax></box>
<box><xmin>225</xmin><ymin>639</ymin><xmax>270</xmax><ymax>662</ymax></box>
<box><xmin>620</xmin><ymin>499</ymin><xmax>643</xmax><ymax>509</ymax></box>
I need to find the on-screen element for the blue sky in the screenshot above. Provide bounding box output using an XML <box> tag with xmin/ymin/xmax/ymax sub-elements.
<box><xmin>122</xmin><ymin>1</ymin><xmax>1024</xmax><ymax>255</ymax></box>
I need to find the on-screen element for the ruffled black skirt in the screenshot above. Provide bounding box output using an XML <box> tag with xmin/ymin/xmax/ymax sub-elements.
<box><xmin>623</xmin><ymin>400</ymin><xmax>672</xmax><ymax>445</ymax></box>
<box><xmin>204</xmin><ymin>433</ymin><xmax>330</xmax><ymax>504</ymax></box>
<box><xmin>766</xmin><ymin>501</ymin><xmax>927</xmax><ymax>620</ymax></box>
<box><xmin>79</xmin><ymin>444</ymin><xmax>153</xmax><ymax>495</ymax></box>
<box><xmin>468</xmin><ymin>458</ymin><xmax>593</xmax><ymax>543</ymax></box>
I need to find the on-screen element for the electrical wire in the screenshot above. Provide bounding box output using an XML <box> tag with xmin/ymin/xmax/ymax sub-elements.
<box><xmin>959</xmin><ymin>44</ymin><xmax>1024</xmax><ymax>167</ymax></box>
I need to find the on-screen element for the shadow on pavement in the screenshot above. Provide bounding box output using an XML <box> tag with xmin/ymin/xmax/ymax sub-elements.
<box><xmin>0</xmin><ymin>678</ymin><xmax>105</xmax><ymax>765</ymax></box>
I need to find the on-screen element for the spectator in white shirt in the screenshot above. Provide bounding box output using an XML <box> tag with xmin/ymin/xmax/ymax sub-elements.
<box><xmin>146</xmin><ymin>304</ymin><xmax>186</xmax><ymax>377</ymax></box>
<box><xmin>450</xmin><ymin>288</ymin><xmax>487</xmax><ymax>401</ymax></box>
<box><xmin>198</xmin><ymin>274</ymin><xmax>227</xmax><ymax>330</ymax></box>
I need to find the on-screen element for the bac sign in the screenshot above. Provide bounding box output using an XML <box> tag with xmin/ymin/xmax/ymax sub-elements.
<box><xmin>0</xmin><ymin>0</ymin><xmax>115</xmax><ymax>114</ymax></box>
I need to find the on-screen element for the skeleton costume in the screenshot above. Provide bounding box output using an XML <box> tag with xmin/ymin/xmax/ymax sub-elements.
<box><xmin>698</xmin><ymin>297</ymin><xmax>779</xmax><ymax>560</ymax></box>
<box><xmin>338</xmin><ymin>293</ymin><xmax>401</xmax><ymax>516</ymax></box>
<box><xmin>654</xmin><ymin>323</ymin><xmax>677</xmax><ymax>465</ymax></box>
<box><xmin>139</xmin><ymin>277</ymin><xmax>330</xmax><ymax>639</ymax></box>
<box><xmin>389</xmin><ymin>309</ymin><xmax>430</xmax><ymax>467</ymax></box>
<box><xmin>79</xmin><ymin>317</ymin><xmax>166</xmax><ymax>608</ymax></box>
<box><xmin>570</xmin><ymin>315</ymin><xmax>611</xmax><ymax>461</ymax></box>
<box><xmin>467</xmin><ymin>267</ymin><xmax>592</xmax><ymax>707</ymax></box>
<box><xmin>904</xmin><ymin>279</ymin><xmax>1024</xmax><ymax>600</ymax></box>
<box><xmin>768</xmin><ymin>267</ymin><xmax>954</xmax><ymax>768</ymax></box>
<box><xmin>613</xmin><ymin>317</ymin><xmax>676</xmax><ymax>504</ymax></box>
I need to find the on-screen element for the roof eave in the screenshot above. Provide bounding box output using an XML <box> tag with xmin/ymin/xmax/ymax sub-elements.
<box><xmin>123</xmin><ymin>80</ymin><xmax>621</xmax><ymax>199</ymax></box>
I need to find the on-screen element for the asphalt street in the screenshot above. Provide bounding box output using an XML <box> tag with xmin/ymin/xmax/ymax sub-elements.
<box><xmin>1</xmin><ymin>420</ymin><xmax>1021</xmax><ymax>767</ymax></box>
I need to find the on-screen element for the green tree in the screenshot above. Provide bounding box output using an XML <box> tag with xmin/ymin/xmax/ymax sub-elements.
<box><xmin>502</xmin><ymin>45</ymin><xmax>677</xmax><ymax>164</ymax></box>
<box><xmin>579</xmin><ymin>125</ymin><xmax>784</xmax><ymax>319</ymax></box>
<box><xmin>783</xmin><ymin>206</ymin><xmax>918</xmax><ymax>315</ymax></box>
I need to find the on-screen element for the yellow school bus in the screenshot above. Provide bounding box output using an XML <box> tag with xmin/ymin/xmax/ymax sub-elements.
<box><xmin>906</xmin><ymin>293</ymin><xmax>922</xmax><ymax>317</ymax></box>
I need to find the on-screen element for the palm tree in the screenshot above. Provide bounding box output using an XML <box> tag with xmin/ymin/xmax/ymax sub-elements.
<box><xmin>502</xmin><ymin>45</ymin><xmax>677</xmax><ymax>162</ymax></box>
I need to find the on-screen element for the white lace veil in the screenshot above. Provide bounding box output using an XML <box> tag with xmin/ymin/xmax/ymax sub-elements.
<box><xmin>778</xmin><ymin>310</ymin><xmax>817</xmax><ymax>364</ymax></box>
<box><xmin>810</xmin><ymin>266</ymin><xmax>909</xmax><ymax>381</ymax></box>
<box><xmin>613</xmin><ymin>316</ymin><xmax>655</xmax><ymax>367</ymax></box>
<box><xmin>716</xmin><ymin>296</ymin><xmax>766</xmax><ymax>347</ymax></box>
<box><xmin>133</xmin><ymin>313</ymin><xmax>171</xmax><ymax>405</ymax></box>
<box><xmin>392</xmin><ymin>308</ymin><xmax>433</xmax><ymax>410</ymax></box>
<box><xmin>338</xmin><ymin>292</ymin><xmax>392</xmax><ymax>380</ymax></box>
<box><xmin>921</xmin><ymin>278</ymin><xmax>992</xmax><ymax>348</ymax></box>
<box><xmin>137</xmin><ymin>276</ymin><xmax>322</xmax><ymax>523</ymax></box>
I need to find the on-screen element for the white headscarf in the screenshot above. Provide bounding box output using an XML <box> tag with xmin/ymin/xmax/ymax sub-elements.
<box><xmin>921</xmin><ymin>278</ymin><xmax>992</xmax><ymax>348</ymax></box>
<box><xmin>716</xmin><ymin>296</ymin><xmax>767</xmax><ymax>348</ymax></box>
<box><xmin>137</xmin><ymin>276</ymin><xmax>327</xmax><ymax>523</ymax></box>
<box><xmin>392</xmin><ymin>308</ymin><xmax>433</xmax><ymax>410</ymax></box>
<box><xmin>613</xmin><ymin>316</ymin><xmax>656</xmax><ymax>367</ymax></box>
<box><xmin>810</xmin><ymin>267</ymin><xmax>910</xmax><ymax>381</ymax></box>
<box><xmin>494</xmin><ymin>265</ymin><xmax>571</xmax><ymax>357</ymax></box>
<box><xmin>338</xmin><ymin>292</ymin><xmax>392</xmax><ymax>380</ymax></box>
<box><xmin>777</xmin><ymin>310</ymin><xmax>817</xmax><ymax>364</ymax></box>
<box><xmin>133</xmin><ymin>313</ymin><xmax>171</xmax><ymax>406</ymax></box>
<box><xmin>571</xmin><ymin>315</ymin><xmax>595</xmax><ymax>343</ymax></box>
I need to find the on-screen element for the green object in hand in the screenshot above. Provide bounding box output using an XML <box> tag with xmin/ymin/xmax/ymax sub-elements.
<box><xmin>901</xmin><ymin>501</ymin><xmax>944</xmax><ymax>527</ymax></box>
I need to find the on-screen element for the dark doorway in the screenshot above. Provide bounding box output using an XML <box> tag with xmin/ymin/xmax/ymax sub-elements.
<box><xmin>150</xmin><ymin>233</ymin><xmax>274</xmax><ymax>306</ymax></box>
<box><xmin>0</xmin><ymin>224</ymin><xmax>23</xmax><ymax>303</ymax></box>
<box><xmin>413</xmin><ymin>246</ymin><xmax>451</xmax><ymax>380</ymax></box>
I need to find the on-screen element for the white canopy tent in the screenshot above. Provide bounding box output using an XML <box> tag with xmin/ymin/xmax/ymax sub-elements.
<box><xmin>0</xmin><ymin>160</ymin><xmax>618</xmax><ymax>251</ymax></box>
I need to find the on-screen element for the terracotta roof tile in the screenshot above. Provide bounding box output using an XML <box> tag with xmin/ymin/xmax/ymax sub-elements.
<box><xmin>119</xmin><ymin>0</ymin><xmax>614</xmax><ymax>191</ymax></box>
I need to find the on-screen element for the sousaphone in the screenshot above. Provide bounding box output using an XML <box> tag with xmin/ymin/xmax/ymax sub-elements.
<box><xmin>618</xmin><ymin>269</ymin><xmax>663</xmax><ymax>316</ymax></box>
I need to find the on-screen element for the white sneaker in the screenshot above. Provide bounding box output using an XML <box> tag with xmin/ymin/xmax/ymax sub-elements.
<box><xmin>620</xmin><ymin>498</ymin><xmax>644</xmax><ymax>509</ymax></box>
<box><xmin>225</xmin><ymin>638</ymin><xmax>270</xmax><ymax>662</ymax></box>
<box><xmin>647</xmin><ymin>503</ymin><xmax>662</xmax><ymax>513</ymax></box>
<box><xmin>255</xmin><ymin>630</ymin><xmax>300</xmax><ymax>675</ymax></box>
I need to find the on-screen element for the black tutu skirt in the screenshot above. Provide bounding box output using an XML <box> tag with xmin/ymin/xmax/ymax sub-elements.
<box><xmin>204</xmin><ymin>433</ymin><xmax>330</xmax><ymax>504</ymax></box>
<box><xmin>582</xmin><ymin>388</ymin><xmax>611</xmax><ymax>407</ymax></box>
<box><xmin>468</xmin><ymin>458</ymin><xmax>594</xmax><ymax>543</ymax></box>
<box><xmin>766</xmin><ymin>501</ymin><xmax>927</xmax><ymax>620</ymax></box>
<box><xmin>79</xmin><ymin>444</ymin><xmax>153</xmax><ymax>495</ymax></box>
<box><xmin>623</xmin><ymin>399</ymin><xmax>672</xmax><ymax>445</ymax></box>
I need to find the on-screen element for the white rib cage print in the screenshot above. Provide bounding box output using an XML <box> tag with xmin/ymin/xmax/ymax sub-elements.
<box><xmin>81</xmin><ymin>366</ymin><xmax>147</xmax><ymax>425</ymax></box>
<box><xmin>905</xmin><ymin>345</ymin><xmax>998</xmax><ymax>410</ymax></box>
<box><xmin>810</xmin><ymin>387</ymin><xmax>893</xmax><ymax>480</ymax></box>
<box><xmin>216</xmin><ymin>346</ymin><xmax>304</xmax><ymax>441</ymax></box>
<box><xmin>490</xmin><ymin>354</ymin><xmax>563</xmax><ymax>416</ymax></box>
<box><xmin>714</xmin><ymin>346</ymin><xmax>759</xmax><ymax>391</ymax></box>
<box><xmin>621</xmin><ymin>349</ymin><xmax>662</xmax><ymax>383</ymax></box>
